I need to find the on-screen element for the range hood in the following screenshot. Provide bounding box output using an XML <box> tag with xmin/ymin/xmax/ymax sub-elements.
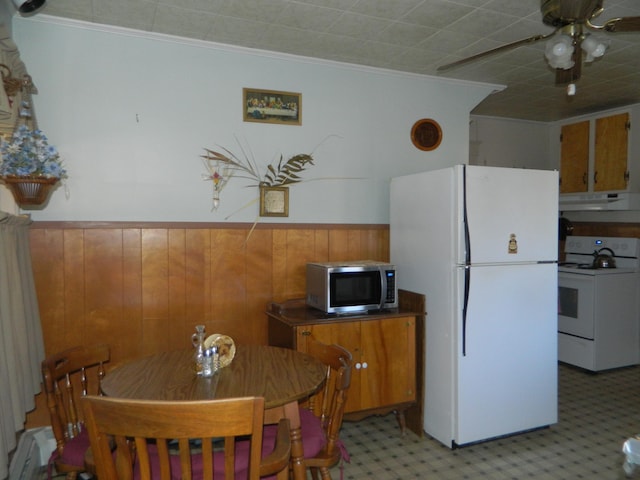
<box><xmin>560</xmin><ymin>192</ymin><xmax>640</xmax><ymax>211</ymax></box>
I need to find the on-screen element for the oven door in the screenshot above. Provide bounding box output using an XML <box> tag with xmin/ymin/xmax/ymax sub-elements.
<box><xmin>558</xmin><ymin>272</ymin><xmax>595</xmax><ymax>339</ymax></box>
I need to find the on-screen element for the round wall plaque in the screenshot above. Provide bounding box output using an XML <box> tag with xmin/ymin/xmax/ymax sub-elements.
<box><xmin>411</xmin><ymin>118</ymin><xmax>442</xmax><ymax>151</ymax></box>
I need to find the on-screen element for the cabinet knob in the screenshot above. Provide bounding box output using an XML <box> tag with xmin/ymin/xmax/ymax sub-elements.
<box><xmin>301</xmin><ymin>331</ymin><xmax>311</xmax><ymax>336</ymax></box>
<box><xmin>355</xmin><ymin>362</ymin><xmax>362</xmax><ymax>370</ymax></box>
<box><xmin>362</xmin><ymin>362</ymin><xmax>368</xmax><ymax>369</ymax></box>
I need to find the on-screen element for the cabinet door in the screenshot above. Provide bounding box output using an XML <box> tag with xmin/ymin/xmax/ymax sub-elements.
<box><xmin>594</xmin><ymin>112</ymin><xmax>629</xmax><ymax>192</ymax></box>
<box><xmin>560</xmin><ymin>121</ymin><xmax>589</xmax><ymax>193</ymax></box>
<box><xmin>359</xmin><ymin>317</ymin><xmax>416</xmax><ymax>411</ymax></box>
<box><xmin>296</xmin><ymin>317</ymin><xmax>416</xmax><ymax>414</ymax></box>
<box><xmin>296</xmin><ymin>321</ymin><xmax>362</xmax><ymax>413</ymax></box>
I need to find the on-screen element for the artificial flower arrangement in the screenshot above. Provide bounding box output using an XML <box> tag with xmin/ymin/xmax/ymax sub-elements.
<box><xmin>0</xmin><ymin>123</ymin><xmax>66</xmax><ymax>179</ymax></box>
<box><xmin>0</xmin><ymin>103</ymin><xmax>67</xmax><ymax>207</ymax></box>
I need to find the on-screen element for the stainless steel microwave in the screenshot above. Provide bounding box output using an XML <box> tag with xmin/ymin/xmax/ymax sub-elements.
<box><xmin>306</xmin><ymin>261</ymin><xmax>397</xmax><ymax>314</ymax></box>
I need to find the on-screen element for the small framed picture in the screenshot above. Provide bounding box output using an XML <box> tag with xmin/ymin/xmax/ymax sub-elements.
<box><xmin>260</xmin><ymin>186</ymin><xmax>289</xmax><ymax>217</ymax></box>
<box><xmin>243</xmin><ymin>88</ymin><xmax>301</xmax><ymax>125</ymax></box>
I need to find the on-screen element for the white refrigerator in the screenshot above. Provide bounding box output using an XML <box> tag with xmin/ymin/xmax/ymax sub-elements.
<box><xmin>390</xmin><ymin>165</ymin><xmax>558</xmax><ymax>448</ymax></box>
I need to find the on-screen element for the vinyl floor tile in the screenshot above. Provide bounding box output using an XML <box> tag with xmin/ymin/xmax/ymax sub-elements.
<box><xmin>331</xmin><ymin>363</ymin><xmax>640</xmax><ymax>480</ymax></box>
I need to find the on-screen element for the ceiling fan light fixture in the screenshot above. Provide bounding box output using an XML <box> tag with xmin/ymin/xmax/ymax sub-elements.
<box><xmin>581</xmin><ymin>36</ymin><xmax>607</xmax><ymax>62</ymax></box>
<box><xmin>552</xmin><ymin>40</ymin><xmax>570</xmax><ymax>56</ymax></box>
<box><xmin>545</xmin><ymin>35</ymin><xmax>575</xmax><ymax>69</ymax></box>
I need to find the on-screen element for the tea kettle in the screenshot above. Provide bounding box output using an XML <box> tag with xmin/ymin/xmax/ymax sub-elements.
<box><xmin>592</xmin><ymin>247</ymin><xmax>616</xmax><ymax>269</ymax></box>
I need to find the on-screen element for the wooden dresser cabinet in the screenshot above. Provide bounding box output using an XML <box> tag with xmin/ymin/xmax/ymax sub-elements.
<box><xmin>267</xmin><ymin>290</ymin><xmax>425</xmax><ymax>436</ymax></box>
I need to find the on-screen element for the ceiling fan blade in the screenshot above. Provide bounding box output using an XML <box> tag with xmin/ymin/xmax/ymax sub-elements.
<box><xmin>601</xmin><ymin>16</ymin><xmax>640</xmax><ymax>32</ymax></box>
<box><xmin>437</xmin><ymin>32</ymin><xmax>555</xmax><ymax>71</ymax></box>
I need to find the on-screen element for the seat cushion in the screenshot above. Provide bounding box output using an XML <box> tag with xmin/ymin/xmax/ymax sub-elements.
<box><xmin>134</xmin><ymin>409</ymin><xmax>334</xmax><ymax>480</ymax></box>
<box><xmin>175</xmin><ymin>409</ymin><xmax>328</xmax><ymax>480</ymax></box>
<box><xmin>294</xmin><ymin>407</ymin><xmax>349</xmax><ymax>463</ymax></box>
<box><xmin>260</xmin><ymin>407</ymin><xmax>327</xmax><ymax>459</ymax></box>
<box><xmin>163</xmin><ymin>442</ymin><xmax>274</xmax><ymax>480</ymax></box>
<box><xmin>51</xmin><ymin>427</ymin><xmax>90</xmax><ymax>468</ymax></box>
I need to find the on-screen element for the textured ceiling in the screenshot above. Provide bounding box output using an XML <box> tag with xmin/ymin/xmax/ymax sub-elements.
<box><xmin>22</xmin><ymin>0</ymin><xmax>640</xmax><ymax>122</ymax></box>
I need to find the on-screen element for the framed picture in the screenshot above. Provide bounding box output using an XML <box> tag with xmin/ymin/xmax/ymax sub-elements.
<box><xmin>243</xmin><ymin>88</ymin><xmax>301</xmax><ymax>125</ymax></box>
<box><xmin>260</xmin><ymin>186</ymin><xmax>289</xmax><ymax>217</ymax></box>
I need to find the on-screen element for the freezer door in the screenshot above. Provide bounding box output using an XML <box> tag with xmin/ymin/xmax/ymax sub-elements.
<box><xmin>461</xmin><ymin>165</ymin><xmax>558</xmax><ymax>264</ymax></box>
<box><xmin>454</xmin><ymin>262</ymin><xmax>558</xmax><ymax>446</ymax></box>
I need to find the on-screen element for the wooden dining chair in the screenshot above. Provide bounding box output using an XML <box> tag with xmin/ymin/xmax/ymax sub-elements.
<box><xmin>42</xmin><ymin>344</ymin><xmax>110</xmax><ymax>480</ymax></box>
<box><xmin>302</xmin><ymin>341</ymin><xmax>353</xmax><ymax>480</ymax></box>
<box><xmin>81</xmin><ymin>395</ymin><xmax>291</xmax><ymax>480</ymax></box>
<box><xmin>262</xmin><ymin>341</ymin><xmax>353</xmax><ymax>480</ymax></box>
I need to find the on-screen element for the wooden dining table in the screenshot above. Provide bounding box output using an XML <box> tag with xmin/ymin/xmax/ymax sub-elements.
<box><xmin>101</xmin><ymin>344</ymin><xmax>327</xmax><ymax>480</ymax></box>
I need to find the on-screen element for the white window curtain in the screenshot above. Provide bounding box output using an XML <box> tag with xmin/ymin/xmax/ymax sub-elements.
<box><xmin>0</xmin><ymin>212</ymin><xmax>45</xmax><ymax>480</ymax></box>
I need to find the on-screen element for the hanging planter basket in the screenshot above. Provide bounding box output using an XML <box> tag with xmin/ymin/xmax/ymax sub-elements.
<box><xmin>0</xmin><ymin>176</ymin><xmax>59</xmax><ymax>207</ymax></box>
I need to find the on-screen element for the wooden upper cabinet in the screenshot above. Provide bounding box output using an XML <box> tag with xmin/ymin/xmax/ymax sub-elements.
<box><xmin>560</xmin><ymin>112</ymin><xmax>630</xmax><ymax>195</ymax></box>
<box><xmin>560</xmin><ymin>120</ymin><xmax>589</xmax><ymax>194</ymax></box>
<box><xmin>594</xmin><ymin>112</ymin><xmax>629</xmax><ymax>192</ymax></box>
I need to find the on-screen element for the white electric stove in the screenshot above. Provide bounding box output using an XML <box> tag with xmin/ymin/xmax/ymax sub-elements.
<box><xmin>558</xmin><ymin>236</ymin><xmax>640</xmax><ymax>371</ymax></box>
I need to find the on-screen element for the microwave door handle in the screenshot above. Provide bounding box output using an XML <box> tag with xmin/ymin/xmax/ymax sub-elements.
<box><xmin>380</xmin><ymin>272</ymin><xmax>386</xmax><ymax>309</ymax></box>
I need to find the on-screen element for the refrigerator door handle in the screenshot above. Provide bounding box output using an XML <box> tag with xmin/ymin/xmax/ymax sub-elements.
<box><xmin>462</xmin><ymin>165</ymin><xmax>470</xmax><ymax>357</ymax></box>
<box><xmin>462</xmin><ymin>165</ymin><xmax>471</xmax><ymax>265</ymax></box>
<box><xmin>463</xmin><ymin>265</ymin><xmax>470</xmax><ymax>356</ymax></box>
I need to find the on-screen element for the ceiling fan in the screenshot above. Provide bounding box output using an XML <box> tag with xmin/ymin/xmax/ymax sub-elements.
<box><xmin>438</xmin><ymin>0</ymin><xmax>640</xmax><ymax>87</ymax></box>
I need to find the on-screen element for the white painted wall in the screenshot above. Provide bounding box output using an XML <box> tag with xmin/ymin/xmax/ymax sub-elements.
<box><xmin>3</xmin><ymin>16</ymin><xmax>499</xmax><ymax>223</ymax></box>
<box><xmin>469</xmin><ymin>115</ymin><xmax>552</xmax><ymax>171</ymax></box>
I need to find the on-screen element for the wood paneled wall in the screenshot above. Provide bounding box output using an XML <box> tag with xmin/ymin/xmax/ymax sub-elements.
<box><xmin>30</xmin><ymin>222</ymin><xmax>389</xmax><ymax>363</ymax></box>
<box><xmin>571</xmin><ymin>221</ymin><xmax>640</xmax><ymax>238</ymax></box>
<box><xmin>26</xmin><ymin>221</ymin><xmax>389</xmax><ymax>427</ymax></box>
